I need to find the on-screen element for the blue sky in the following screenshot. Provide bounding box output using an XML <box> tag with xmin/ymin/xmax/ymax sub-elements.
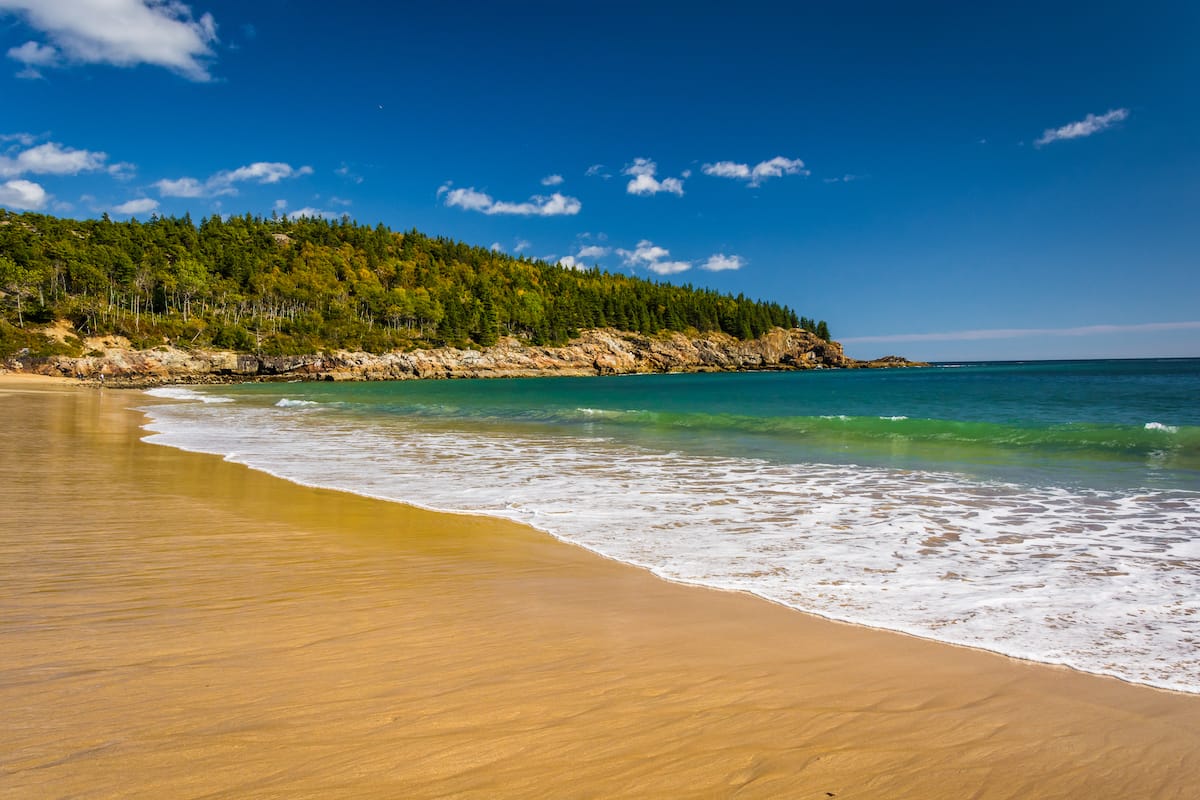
<box><xmin>1</xmin><ymin>1</ymin><xmax>1197</xmax><ymax>360</ymax></box>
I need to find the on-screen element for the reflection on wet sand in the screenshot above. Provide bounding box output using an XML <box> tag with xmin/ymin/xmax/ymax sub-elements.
<box><xmin>2</xmin><ymin>378</ymin><xmax>1199</xmax><ymax>799</ymax></box>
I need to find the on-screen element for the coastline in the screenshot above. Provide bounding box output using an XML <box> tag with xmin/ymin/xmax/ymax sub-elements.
<box><xmin>3</xmin><ymin>374</ymin><xmax>1199</xmax><ymax>798</ymax></box>
<box><xmin>2</xmin><ymin>325</ymin><xmax>923</xmax><ymax>387</ymax></box>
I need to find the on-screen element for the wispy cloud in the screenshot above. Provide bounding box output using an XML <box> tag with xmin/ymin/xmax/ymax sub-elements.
<box><xmin>0</xmin><ymin>0</ymin><xmax>219</xmax><ymax>81</ymax></box>
<box><xmin>111</xmin><ymin>197</ymin><xmax>158</xmax><ymax>215</ymax></box>
<box><xmin>108</xmin><ymin>161</ymin><xmax>136</xmax><ymax>180</ymax></box>
<box><xmin>437</xmin><ymin>182</ymin><xmax>581</xmax><ymax>216</ymax></box>
<box><xmin>822</xmin><ymin>174</ymin><xmax>860</xmax><ymax>184</ymax></box>
<box><xmin>623</xmin><ymin>158</ymin><xmax>685</xmax><ymax>197</ymax></box>
<box><xmin>702</xmin><ymin>156</ymin><xmax>808</xmax><ymax>187</ymax></box>
<box><xmin>1035</xmin><ymin>108</ymin><xmax>1129</xmax><ymax>147</ymax></box>
<box><xmin>585</xmin><ymin>163</ymin><xmax>611</xmax><ymax>179</ymax></box>
<box><xmin>0</xmin><ymin>132</ymin><xmax>36</xmax><ymax>146</ymax></box>
<box><xmin>514</xmin><ymin>239</ymin><xmax>531</xmax><ymax>253</ymax></box>
<box><xmin>155</xmin><ymin>162</ymin><xmax>313</xmax><ymax>198</ymax></box>
<box><xmin>541</xmin><ymin>174</ymin><xmax>564</xmax><ymax>186</ymax></box>
<box><xmin>841</xmin><ymin>320</ymin><xmax>1200</xmax><ymax>344</ymax></box>
<box><xmin>0</xmin><ymin>178</ymin><xmax>48</xmax><ymax>209</ymax></box>
<box><xmin>335</xmin><ymin>163</ymin><xmax>364</xmax><ymax>184</ymax></box>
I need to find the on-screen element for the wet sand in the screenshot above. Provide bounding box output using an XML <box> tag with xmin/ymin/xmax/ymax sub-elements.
<box><xmin>2</xmin><ymin>375</ymin><xmax>1199</xmax><ymax>799</ymax></box>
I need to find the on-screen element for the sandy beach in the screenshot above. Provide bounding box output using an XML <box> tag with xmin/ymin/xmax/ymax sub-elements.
<box><xmin>2</xmin><ymin>374</ymin><xmax>1199</xmax><ymax>799</ymax></box>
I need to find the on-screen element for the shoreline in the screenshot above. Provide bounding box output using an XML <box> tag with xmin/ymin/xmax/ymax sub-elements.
<box><xmin>133</xmin><ymin>411</ymin><xmax>1200</xmax><ymax>699</ymax></box>
<box><xmin>2</xmin><ymin>325</ymin><xmax>925</xmax><ymax>388</ymax></box>
<box><xmin>3</xmin><ymin>374</ymin><xmax>1199</xmax><ymax>797</ymax></box>
<box><xmin>140</xmin><ymin>376</ymin><xmax>1200</xmax><ymax>698</ymax></box>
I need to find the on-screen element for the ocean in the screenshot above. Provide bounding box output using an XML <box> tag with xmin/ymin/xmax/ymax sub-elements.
<box><xmin>140</xmin><ymin>358</ymin><xmax>1200</xmax><ymax>693</ymax></box>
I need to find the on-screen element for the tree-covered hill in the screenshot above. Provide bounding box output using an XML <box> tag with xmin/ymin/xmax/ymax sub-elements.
<box><xmin>0</xmin><ymin>209</ymin><xmax>829</xmax><ymax>357</ymax></box>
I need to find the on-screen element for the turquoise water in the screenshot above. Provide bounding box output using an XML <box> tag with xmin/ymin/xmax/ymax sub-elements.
<box><xmin>142</xmin><ymin>358</ymin><xmax>1200</xmax><ymax>693</ymax></box>
<box><xmin>228</xmin><ymin>358</ymin><xmax>1200</xmax><ymax>490</ymax></box>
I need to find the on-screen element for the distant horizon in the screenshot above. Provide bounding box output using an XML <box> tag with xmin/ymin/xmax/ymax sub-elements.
<box><xmin>916</xmin><ymin>354</ymin><xmax>1200</xmax><ymax>365</ymax></box>
<box><xmin>2</xmin><ymin>1</ymin><xmax>1197</xmax><ymax>362</ymax></box>
<box><xmin>842</xmin><ymin>320</ymin><xmax>1200</xmax><ymax>362</ymax></box>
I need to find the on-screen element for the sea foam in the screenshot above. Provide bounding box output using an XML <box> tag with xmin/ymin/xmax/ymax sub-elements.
<box><xmin>144</xmin><ymin>387</ymin><xmax>233</xmax><ymax>403</ymax></box>
<box><xmin>275</xmin><ymin>398</ymin><xmax>321</xmax><ymax>408</ymax></box>
<box><xmin>139</xmin><ymin>393</ymin><xmax>1200</xmax><ymax>695</ymax></box>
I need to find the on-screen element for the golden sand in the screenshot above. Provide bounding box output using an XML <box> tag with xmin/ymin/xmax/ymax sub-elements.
<box><xmin>2</xmin><ymin>376</ymin><xmax>1199</xmax><ymax>798</ymax></box>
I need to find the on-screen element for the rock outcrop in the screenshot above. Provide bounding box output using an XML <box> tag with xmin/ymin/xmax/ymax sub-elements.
<box><xmin>4</xmin><ymin>327</ymin><xmax>925</xmax><ymax>386</ymax></box>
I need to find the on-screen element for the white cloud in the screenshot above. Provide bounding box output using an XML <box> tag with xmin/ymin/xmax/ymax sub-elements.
<box><xmin>514</xmin><ymin>239</ymin><xmax>531</xmax><ymax>253</ymax></box>
<box><xmin>108</xmin><ymin>161</ymin><xmax>136</xmax><ymax>180</ymax></box>
<box><xmin>701</xmin><ymin>253</ymin><xmax>744</xmax><ymax>272</ymax></box>
<box><xmin>623</xmin><ymin>158</ymin><xmax>685</xmax><ymax>196</ymax></box>
<box><xmin>112</xmin><ymin>197</ymin><xmax>158</xmax><ymax>215</ymax></box>
<box><xmin>557</xmin><ymin>244</ymin><xmax>611</xmax><ymax>270</ymax></box>
<box><xmin>0</xmin><ymin>140</ymin><xmax>112</xmax><ymax>177</ymax></box>
<box><xmin>614</xmin><ymin>240</ymin><xmax>741</xmax><ymax>276</ymax></box>
<box><xmin>0</xmin><ymin>178</ymin><xmax>49</xmax><ymax>209</ymax></box>
<box><xmin>585</xmin><ymin>163</ymin><xmax>611</xmax><ymax>179</ymax></box>
<box><xmin>0</xmin><ymin>0</ymin><xmax>219</xmax><ymax>81</ymax></box>
<box><xmin>617</xmin><ymin>239</ymin><xmax>692</xmax><ymax>275</ymax></box>
<box><xmin>541</xmin><ymin>173</ymin><xmax>564</xmax><ymax>186</ymax></box>
<box><xmin>155</xmin><ymin>161</ymin><xmax>313</xmax><ymax>197</ymax></box>
<box><xmin>618</xmin><ymin>241</ymin><xmax>668</xmax><ymax>264</ymax></box>
<box><xmin>154</xmin><ymin>176</ymin><xmax>207</xmax><ymax>197</ymax></box>
<box><xmin>702</xmin><ymin>161</ymin><xmax>751</xmax><ymax>180</ymax></box>
<box><xmin>7</xmin><ymin>40</ymin><xmax>58</xmax><ymax>66</ymax></box>
<box><xmin>286</xmin><ymin>207</ymin><xmax>340</xmax><ymax>219</ymax></box>
<box><xmin>223</xmin><ymin>162</ymin><xmax>311</xmax><ymax>184</ymax></box>
<box><xmin>1035</xmin><ymin>108</ymin><xmax>1130</xmax><ymax>147</ymax></box>
<box><xmin>7</xmin><ymin>39</ymin><xmax>58</xmax><ymax>78</ymax></box>
<box><xmin>273</xmin><ymin>198</ymin><xmax>287</xmax><ymax>211</ymax></box>
<box><xmin>702</xmin><ymin>156</ymin><xmax>809</xmax><ymax>187</ymax></box>
<box><xmin>492</xmin><ymin>193</ymin><xmax>581</xmax><ymax>216</ymax></box>
<box><xmin>751</xmin><ymin>156</ymin><xmax>808</xmax><ymax>182</ymax></box>
<box><xmin>490</xmin><ymin>242</ymin><xmax>503</xmax><ymax>252</ymax></box>
<box><xmin>437</xmin><ymin>183</ymin><xmax>490</xmax><ymax>211</ymax></box>
<box><xmin>438</xmin><ymin>182</ymin><xmax>582</xmax><ymax>216</ymax></box>
<box><xmin>822</xmin><ymin>174</ymin><xmax>859</xmax><ymax>184</ymax></box>
<box><xmin>646</xmin><ymin>259</ymin><xmax>692</xmax><ymax>275</ymax></box>
<box><xmin>840</xmin><ymin>320</ymin><xmax>1200</xmax><ymax>345</ymax></box>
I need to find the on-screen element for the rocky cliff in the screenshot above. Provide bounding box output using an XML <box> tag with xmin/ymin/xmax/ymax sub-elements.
<box><xmin>4</xmin><ymin>326</ymin><xmax>923</xmax><ymax>386</ymax></box>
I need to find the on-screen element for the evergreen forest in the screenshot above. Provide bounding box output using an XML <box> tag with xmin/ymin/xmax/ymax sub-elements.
<box><xmin>0</xmin><ymin>209</ymin><xmax>830</xmax><ymax>357</ymax></box>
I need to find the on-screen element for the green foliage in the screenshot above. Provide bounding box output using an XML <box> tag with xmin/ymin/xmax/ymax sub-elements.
<box><xmin>0</xmin><ymin>319</ymin><xmax>84</xmax><ymax>358</ymax></box>
<box><xmin>0</xmin><ymin>209</ymin><xmax>816</xmax><ymax>353</ymax></box>
<box><xmin>798</xmin><ymin>316</ymin><xmax>832</xmax><ymax>341</ymax></box>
